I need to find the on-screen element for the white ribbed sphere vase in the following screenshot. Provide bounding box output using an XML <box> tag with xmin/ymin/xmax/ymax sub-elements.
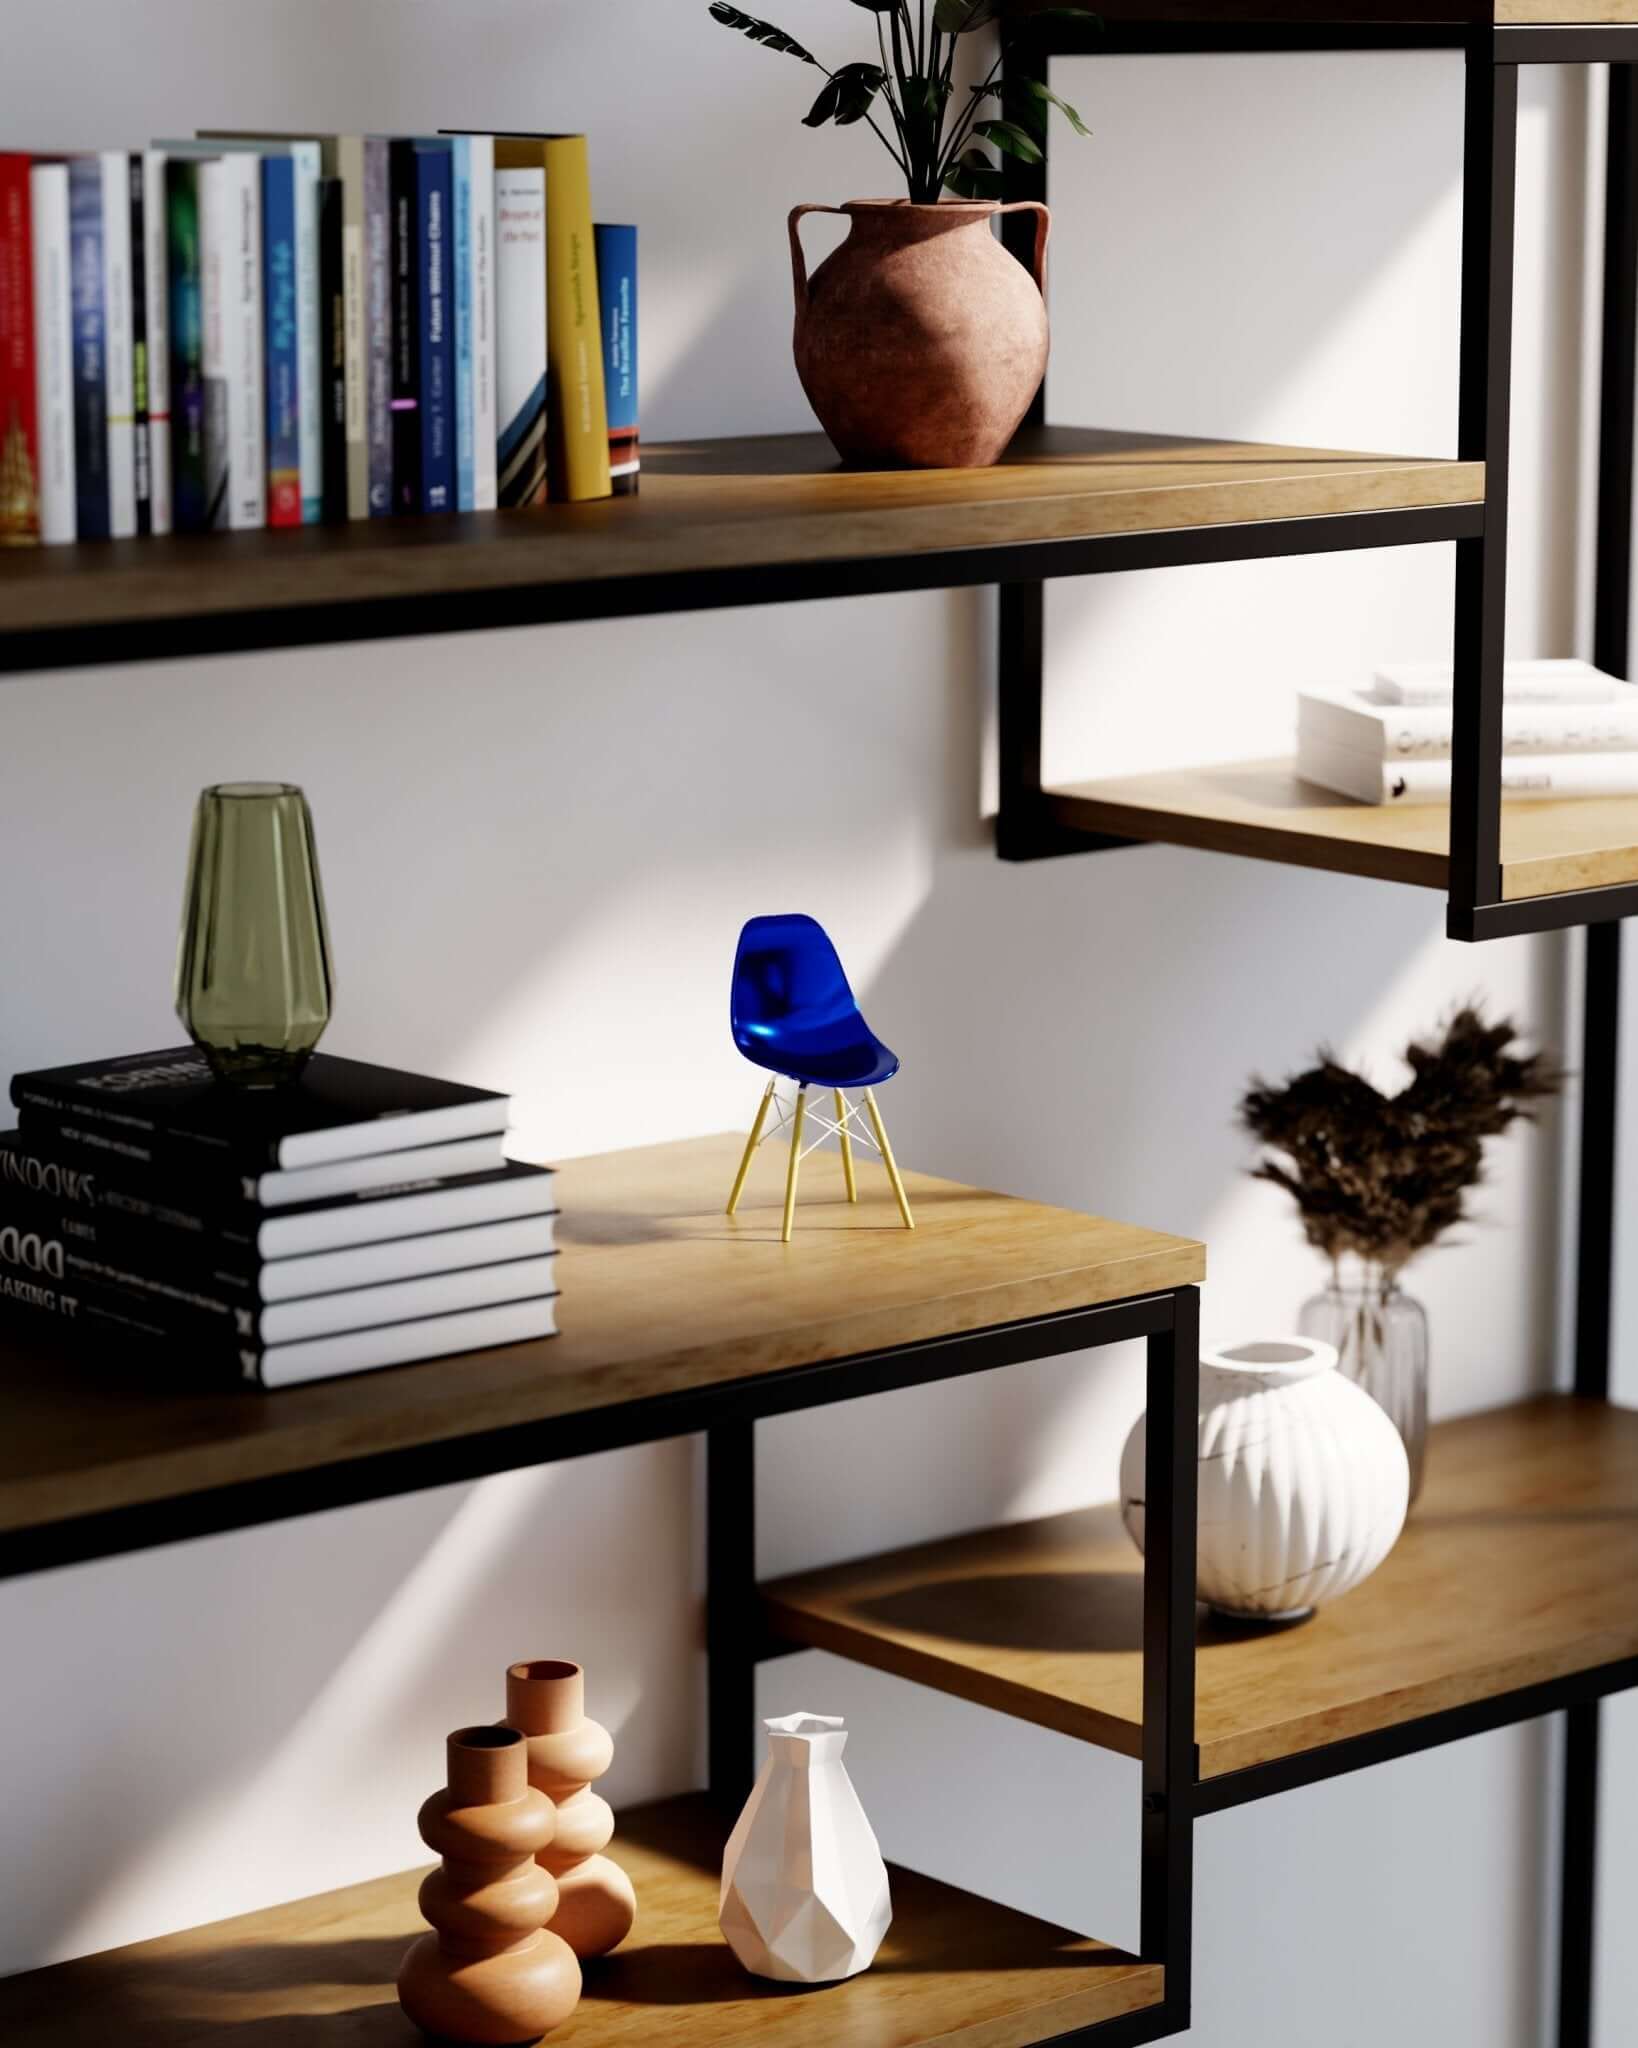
<box><xmin>1120</xmin><ymin>1336</ymin><xmax>1410</xmax><ymax>1622</ymax></box>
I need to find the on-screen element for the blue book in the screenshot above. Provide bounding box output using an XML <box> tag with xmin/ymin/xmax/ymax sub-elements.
<box><xmin>594</xmin><ymin>223</ymin><xmax>638</xmax><ymax>496</ymax></box>
<box><xmin>261</xmin><ymin>155</ymin><xmax>301</xmax><ymax>528</ymax></box>
<box><xmin>415</xmin><ymin>141</ymin><xmax>454</xmax><ymax>514</ymax></box>
<box><xmin>67</xmin><ymin>157</ymin><xmax>110</xmax><ymax>540</ymax></box>
<box><xmin>452</xmin><ymin>134</ymin><xmax>474</xmax><ymax>512</ymax></box>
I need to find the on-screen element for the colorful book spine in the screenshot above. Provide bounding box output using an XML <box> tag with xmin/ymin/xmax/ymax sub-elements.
<box><xmin>0</xmin><ymin>152</ymin><xmax>39</xmax><ymax>544</ymax></box>
<box><xmin>318</xmin><ymin>173</ymin><xmax>347</xmax><ymax>522</ymax></box>
<box><xmin>285</xmin><ymin>142</ymin><xmax>322</xmax><ymax>523</ymax></box>
<box><xmin>99</xmin><ymin>151</ymin><xmax>135</xmax><ymax>536</ymax></box>
<box><xmin>389</xmin><ymin>138</ymin><xmax>421</xmax><ymax>515</ymax></box>
<box><xmin>594</xmin><ymin>223</ymin><xmax>637</xmax><ymax>497</ymax></box>
<box><xmin>197</xmin><ymin>159</ymin><xmax>229</xmax><ymax>526</ymax></box>
<box><xmin>67</xmin><ymin>157</ymin><xmax>109</xmax><ymax>539</ymax></box>
<box><xmin>541</xmin><ymin>135</ymin><xmax>610</xmax><ymax>503</ymax></box>
<box><xmin>453</xmin><ymin>134</ymin><xmax>496</xmax><ymax>513</ymax></box>
<box><xmin>165</xmin><ymin>157</ymin><xmax>208</xmax><ymax>532</ymax></box>
<box><xmin>141</xmin><ymin>151</ymin><xmax>172</xmax><ymax>535</ymax></box>
<box><xmin>362</xmin><ymin>137</ymin><xmax>392</xmax><ymax>515</ymax></box>
<box><xmin>128</xmin><ymin>156</ymin><xmax>152</xmax><ymax>535</ymax></box>
<box><xmin>262</xmin><ymin>154</ymin><xmax>301</xmax><ymax>528</ymax></box>
<box><xmin>416</xmin><ymin>140</ymin><xmax>454</xmax><ymax>514</ymax></box>
<box><xmin>493</xmin><ymin>165</ymin><xmax>545</xmax><ymax>507</ymax></box>
<box><xmin>336</xmin><ymin>135</ymin><xmax>368</xmax><ymax>519</ymax></box>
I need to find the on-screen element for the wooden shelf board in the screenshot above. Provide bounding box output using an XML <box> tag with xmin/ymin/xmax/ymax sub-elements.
<box><xmin>0</xmin><ymin>1133</ymin><xmax>1203</xmax><ymax>1543</ymax></box>
<box><xmin>0</xmin><ymin>428</ymin><xmax>1478</xmax><ymax>651</ymax></box>
<box><xmin>763</xmin><ymin>1397</ymin><xmax>1638</xmax><ymax>1781</ymax></box>
<box><xmin>0</xmin><ymin>1792</ymin><xmax>1160</xmax><ymax>2048</ymax></box>
<box><xmin>1048</xmin><ymin>759</ymin><xmax>1638</xmax><ymax>902</ymax></box>
<box><xmin>1013</xmin><ymin>0</ymin><xmax>1638</xmax><ymax>26</ymax></box>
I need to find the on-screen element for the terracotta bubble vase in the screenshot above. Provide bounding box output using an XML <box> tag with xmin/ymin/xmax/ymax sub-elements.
<box><xmin>789</xmin><ymin>198</ymin><xmax>1050</xmax><ymax>470</ymax></box>
<box><xmin>504</xmin><ymin>1659</ymin><xmax>637</xmax><ymax>1959</ymax></box>
<box><xmin>397</xmin><ymin>1726</ymin><xmax>582</xmax><ymax>2045</ymax></box>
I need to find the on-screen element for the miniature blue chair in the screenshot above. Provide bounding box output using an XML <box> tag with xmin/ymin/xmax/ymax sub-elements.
<box><xmin>725</xmin><ymin>914</ymin><xmax>915</xmax><ymax>1243</ymax></box>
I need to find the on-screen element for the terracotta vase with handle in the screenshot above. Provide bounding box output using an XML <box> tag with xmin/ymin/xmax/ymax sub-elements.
<box><xmin>789</xmin><ymin>198</ymin><xmax>1050</xmax><ymax>469</ymax></box>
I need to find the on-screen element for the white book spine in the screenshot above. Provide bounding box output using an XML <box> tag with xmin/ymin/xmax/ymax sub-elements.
<box><xmin>141</xmin><ymin>151</ymin><xmax>171</xmax><ymax>534</ymax></box>
<box><xmin>1299</xmin><ymin>688</ymin><xmax>1638</xmax><ymax>761</ymax></box>
<box><xmin>29</xmin><ymin>164</ymin><xmax>75</xmax><ymax>544</ymax></box>
<box><xmin>1304</xmin><ymin>734</ymin><xmax>1638</xmax><ymax>805</ymax></box>
<box><xmin>99</xmin><ymin>151</ymin><xmax>136</xmax><ymax>536</ymax></box>
<box><xmin>471</xmin><ymin>136</ymin><xmax>496</xmax><ymax>511</ymax></box>
<box><xmin>1372</xmin><ymin>659</ymin><xmax>1619</xmax><ymax>707</ymax></box>
<box><xmin>288</xmin><ymin>142</ymin><xmax>322</xmax><ymax>523</ymax></box>
<box><xmin>494</xmin><ymin>166</ymin><xmax>546</xmax><ymax>507</ymax></box>
<box><xmin>221</xmin><ymin>153</ymin><xmax>264</xmax><ymax>529</ymax></box>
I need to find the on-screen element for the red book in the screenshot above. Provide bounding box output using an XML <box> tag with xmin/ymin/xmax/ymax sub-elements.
<box><xmin>0</xmin><ymin>152</ymin><xmax>40</xmax><ymax>545</ymax></box>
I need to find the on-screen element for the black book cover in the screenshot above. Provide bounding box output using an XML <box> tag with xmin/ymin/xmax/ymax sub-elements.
<box><xmin>319</xmin><ymin>173</ymin><xmax>348</xmax><ymax>524</ymax></box>
<box><xmin>166</xmin><ymin>157</ymin><xmax>209</xmax><ymax>532</ymax></box>
<box><xmin>12</xmin><ymin>1046</ymin><xmax>509</xmax><ymax>1171</ymax></box>
<box><xmin>389</xmin><ymin>138</ymin><xmax>421</xmax><ymax>515</ymax></box>
<box><xmin>0</xmin><ymin>1129</ymin><xmax>554</xmax><ymax>1262</ymax></box>
<box><xmin>129</xmin><ymin>153</ymin><xmax>152</xmax><ymax>535</ymax></box>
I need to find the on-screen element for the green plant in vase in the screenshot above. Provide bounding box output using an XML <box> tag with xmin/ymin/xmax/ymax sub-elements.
<box><xmin>1239</xmin><ymin>1008</ymin><xmax>1560</xmax><ymax>1505</ymax></box>
<box><xmin>707</xmin><ymin>1</ymin><xmax>1096</xmax><ymax>468</ymax></box>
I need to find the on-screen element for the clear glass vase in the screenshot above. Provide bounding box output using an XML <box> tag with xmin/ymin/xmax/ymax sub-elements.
<box><xmin>1298</xmin><ymin>1264</ymin><xmax>1429</xmax><ymax>1505</ymax></box>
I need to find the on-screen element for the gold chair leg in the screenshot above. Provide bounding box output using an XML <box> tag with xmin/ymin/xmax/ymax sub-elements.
<box><xmin>864</xmin><ymin>1088</ymin><xmax>914</xmax><ymax>1231</ymax></box>
<box><xmin>781</xmin><ymin>1086</ymin><xmax>809</xmax><ymax>1244</ymax></box>
<box><xmin>726</xmin><ymin>1078</ymin><xmax>777</xmax><ymax>1217</ymax></box>
<box><xmin>835</xmin><ymin>1089</ymin><xmax>858</xmax><ymax>1203</ymax></box>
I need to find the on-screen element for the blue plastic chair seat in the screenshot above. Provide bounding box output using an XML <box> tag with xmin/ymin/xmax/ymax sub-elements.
<box><xmin>731</xmin><ymin>914</ymin><xmax>901</xmax><ymax>1090</ymax></box>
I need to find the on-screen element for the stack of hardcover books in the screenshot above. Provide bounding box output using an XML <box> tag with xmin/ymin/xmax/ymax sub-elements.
<box><xmin>1296</xmin><ymin>658</ymin><xmax>1638</xmax><ymax>805</ymax></box>
<box><xmin>0</xmin><ymin>129</ymin><xmax>638</xmax><ymax>546</ymax></box>
<box><xmin>0</xmin><ymin>1048</ymin><xmax>558</xmax><ymax>1389</ymax></box>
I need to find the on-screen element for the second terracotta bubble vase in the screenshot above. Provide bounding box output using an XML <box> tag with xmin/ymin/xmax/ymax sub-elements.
<box><xmin>504</xmin><ymin>1659</ymin><xmax>637</xmax><ymax>1959</ymax></box>
<box><xmin>397</xmin><ymin>1726</ymin><xmax>581</xmax><ymax>2045</ymax></box>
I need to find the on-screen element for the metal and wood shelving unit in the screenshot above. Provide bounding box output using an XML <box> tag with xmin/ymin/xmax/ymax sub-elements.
<box><xmin>0</xmin><ymin>5</ymin><xmax>1635</xmax><ymax>2046</ymax></box>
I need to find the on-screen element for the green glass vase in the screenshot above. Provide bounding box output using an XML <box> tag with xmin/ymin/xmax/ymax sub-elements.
<box><xmin>175</xmin><ymin>782</ymin><xmax>335</xmax><ymax>1087</ymax></box>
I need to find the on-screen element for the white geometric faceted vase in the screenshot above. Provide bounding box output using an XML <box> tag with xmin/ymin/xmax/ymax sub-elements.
<box><xmin>718</xmin><ymin>1712</ymin><xmax>892</xmax><ymax>1984</ymax></box>
<box><xmin>1120</xmin><ymin>1336</ymin><xmax>1410</xmax><ymax>1622</ymax></box>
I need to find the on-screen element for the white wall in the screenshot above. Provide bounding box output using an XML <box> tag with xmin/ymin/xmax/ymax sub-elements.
<box><xmin>0</xmin><ymin>9</ymin><xmax>1612</xmax><ymax>2043</ymax></box>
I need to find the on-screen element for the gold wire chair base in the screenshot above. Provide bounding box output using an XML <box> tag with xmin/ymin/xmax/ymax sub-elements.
<box><xmin>725</xmin><ymin>1080</ymin><xmax>915</xmax><ymax>1243</ymax></box>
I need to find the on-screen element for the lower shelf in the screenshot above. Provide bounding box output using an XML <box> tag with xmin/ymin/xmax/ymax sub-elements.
<box><xmin>1047</xmin><ymin>759</ymin><xmax>1638</xmax><ymax>902</ymax></box>
<box><xmin>763</xmin><ymin>1397</ymin><xmax>1638</xmax><ymax>1782</ymax></box>
<box><xmin>0</xmin><ymin>1794</ymin><xmax>1161</xmax><ymax>2048</ymax></box>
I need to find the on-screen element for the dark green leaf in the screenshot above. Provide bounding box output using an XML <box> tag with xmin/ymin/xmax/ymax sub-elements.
<box><xmin>707</xmin><ymin>2</ymin><xmax>817</xmax><ymax>63</ymax></box>
<box><xmin>974</xmin><ymin>117</ymin><xmax>1044</xmax><ymax>163</ymax></box>
<box><xmin>1016</xmin><ymin>75</ymin><xmax>1092</xmax><ymax>135</ymax></box>
<box><xmin>903</xmin><ymin>71</ymin><xmax>949</xmax><ymax>121</ymax></box>
<box><xmin>847</xmin><ymin>0</ymin><xmax>902</xmax><ymax>9</ymax></box>
<box><xmin>932</xmin><ymin>0</ymin><xmax>998</xmax><ymax>32</ymax></box>
<box><xmin>803</xmin><ymin>76</ymin><xmax>843</xmax><ymax>125</ymax></box>
<box><xmin>943</xmin><ymin>146</ymin><xmax>1004</xmax><ymax>200</ymax></box>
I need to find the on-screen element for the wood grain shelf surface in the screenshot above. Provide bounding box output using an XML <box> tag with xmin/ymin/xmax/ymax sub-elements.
<box><xmin>0</xmin><ymin>1793</ymin><xmax>1161</xmax><ymax>2048</ymax></box>
<box><xmin>0</xmin><ymin>1133</ymin><xmax>1203</xmax><ymax>1543</ymax></box>
<box><xmin>763</xmin><ymin>1397</ymin><xmax>1638</xmax><ymax>1780</ymax></box>
<box><xmin>0</xmin><ymin>428</ymin><xmax>1478</xmax><ymax>655</ymax></box>
<box><xmin>1048</xmin><ymin>759</ymin><xmax>1638</xmax><ymax>902</ymax></box>
<box><xmin>1012</xmin><ymin>0</ymin><xmax>1638</xmax><ymax>25</ymax></box>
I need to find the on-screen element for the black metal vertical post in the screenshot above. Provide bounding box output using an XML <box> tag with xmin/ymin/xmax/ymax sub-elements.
<box><xmin>1450</xmin><ymin>43</ymin><xmax>1519</xmax><ymax>932</ymax></box>
<box><xmin>1001</xmin><ymin>28</ymin><xmax>1049</xmax><ymax>431</ymax></box>
<box><xmin>1140</xmin><ymin>1287</ymin><xmax>1200</xmax><ymax>2024</ymax></box>
<box><xmin>706</xmin><ymin>1421</ymin><xmax>758</xmax><ymax>1811</ymax></box>
<box><xmin>997</xmin><ymin>578</ymin><xmax>1049</xmax><ymax>858</ymax></box>
<box><xmin>1556</xmin><ymin>60</ymin><xmax>1638</xmax><ymax>2048</ymax></box>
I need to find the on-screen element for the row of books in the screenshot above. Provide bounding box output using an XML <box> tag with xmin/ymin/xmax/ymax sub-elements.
<box><xmin>1297</xmin><ymin>658</ymin><xmax>1638</xmax><ymax>805</ymax></box>
<box><xmin>0</xmin><ymin>1047</ymin><xmax>558</xmax><ymax>1389</ymax></box>
<box><xmin>0</xmin><ymin>130</ymin><xmax>638</xmax><ymax>546</ymax></box>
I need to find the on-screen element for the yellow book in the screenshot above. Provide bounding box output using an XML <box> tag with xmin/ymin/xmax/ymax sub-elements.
<box><xmin>488</xmin><ymin>134</ymin><xmax>611</xmax><ymax>503</ymax></box>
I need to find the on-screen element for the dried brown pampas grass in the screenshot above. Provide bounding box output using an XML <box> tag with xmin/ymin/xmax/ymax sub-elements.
<box><xmin>1239</xmin><ymin>1007</ymin><xmax>1561</xmax><ymax>1280</ymax></box>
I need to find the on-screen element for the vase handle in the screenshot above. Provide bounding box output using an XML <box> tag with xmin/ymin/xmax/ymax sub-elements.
<box><xmin>789</xmin><ymin>204</ymin><xmax>849</xmax><ymax>314</ymax></box>
<box><xmin>995</xmin><ymin>200</ymin><xmax>1051</xmax><ymax>296</ymax></box>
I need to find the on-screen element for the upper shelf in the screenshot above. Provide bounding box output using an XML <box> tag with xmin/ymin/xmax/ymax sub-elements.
<box><xmin>0</xmin><ymin>1792</ymin><xmax>1162</xmax><ymax>2048</ymax></box>
<box><xmin>763</xmin><ymin>1397</ymin><xmax>1638</xmax><ymax>1788</ymax></box>
<box><xmin>0</xmin><ymin>1133</ymin><xmax>1202</xmax><ymax>1575</ymax></box>
<box><xmin>1009</xmin><ymin>0</ymin><xmax>1638</xmax><ymax>29</ymax></box>
<box><xmin>1047</xmin><ymin>759</ymin><xmax>1638</xmax><ymax>904</ymax></box>
<box><xmin>0</xmin><ymin>428</ymin><xmax>1480</xmax><ymax>675</ymax></box>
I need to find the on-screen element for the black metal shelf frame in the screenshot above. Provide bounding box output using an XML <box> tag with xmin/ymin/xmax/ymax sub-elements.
<box><xmin>997</xmin><ymin>19</ymin><xmax>1634</xmax><ymax>2048</ymax></box>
